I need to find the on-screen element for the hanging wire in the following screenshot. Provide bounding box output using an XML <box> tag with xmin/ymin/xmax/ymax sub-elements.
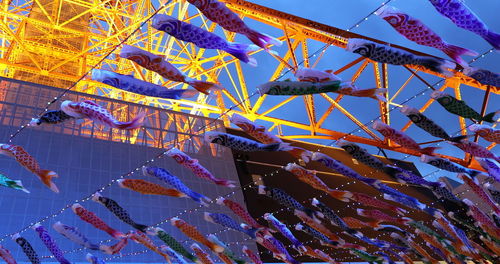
<box><xmin>8</xmin><ymin>0</ymin><xmax>497</xmax><ymax>261</ymax></box>
<box><xmin>7</xmin><ymin>0</ymin><xmax>177</xmax><ymax>142</ymax></box>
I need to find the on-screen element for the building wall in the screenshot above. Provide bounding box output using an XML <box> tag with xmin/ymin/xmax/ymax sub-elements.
<box><xmin>0</xmin><ymin>77</ymin><xmax>257</xmax><ymax>263</ymax></box>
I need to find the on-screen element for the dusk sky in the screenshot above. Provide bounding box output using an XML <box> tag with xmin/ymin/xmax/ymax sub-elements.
<box><xmin>234</xmin><ymin>0</ymin><xmax>500</xmax><ymax>182</ymax></box>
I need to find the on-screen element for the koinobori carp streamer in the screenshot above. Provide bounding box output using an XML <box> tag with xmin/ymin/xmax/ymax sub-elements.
<box><xmin>143</xmin><ymin>166</ymin><xmax>210</xmax><ymax>206</ymax></box>
<box><xmin>204</xmin><ymin>131</ymin><xmax>292</xmax><ymax>152</ymax></box>
<box><xmin>428</xmin><ymin>0</ymin><xmax>500</xmax><ymax>50</ymax></box>
<box><xmin>91</xmin><ymin>69</ymin><xmax>198</xmax><ymax>99</ymax></box>
<box><xmin>120</xmin><ymin>45</ymin><xmax>222</xmax><ymax>94</ymax></box>
<box><xmin>167</xmin><ymin>148</ymin><xmax>235</xmax><ymax>187</ymax></box>
<box><xmin>0</xmin><ymin>172</ymin><xmax>29</xmax><ymax>193</ymax></box>
<box><xmin>33</xmin><ymin>224</ymin><xmax>70</xmax><ymax>264</ymax></box>
<box><xmin>71</xmin><ymin>203</ymin><xmax>124</xmax><ymax>239</ymax></box>
<box><xmin>345</xmin><ymin>38</ymin><xmax>455</xmax><ymax>77</ymax></box>
<box><xmin>431</xmin><ymin>91</ymin><xmax>498</xmax><ymax>123</ymax></box>
<box><xmin>92</xmin><ymin>193</ymin><xmax>149</xmax><ymax>233</ymax></box>
<box><xmin>152</xmin><ymin>14</ymin><xmax>258</xmax><ymax>66</ymax></box>
<box><xmin>12</xmin><ymin>234</ymin><xmax>40</xmax><ymax>264</ymax></box>
<box><xmin>61</xmin><ymin>100</ymin><xmax>146</xmax><ymax>130</ymax></box>
<box><xmin>376</xmin><ymin>5</ymin><xmax>477</xmax><ymax>66</ymax></box>
<box><xmin>464</xmin><ymin>67</ymin><xmax>500</xmax><ymax>88</ymax></box>
<box><xmin>185</xmin><ymin>0</ymin><xmax>281</xmax><ymax>50</ymax></box>
<box><xmin>0</xmin><ymin>144</ymin><xmax>59</xmax><ymax>193</ymax></box>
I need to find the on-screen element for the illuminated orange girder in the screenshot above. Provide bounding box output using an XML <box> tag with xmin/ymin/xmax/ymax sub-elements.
<box><xmin>0</xmin><ymin>0</ymin><xmax>497</xmax><ymax>170</ymax></box>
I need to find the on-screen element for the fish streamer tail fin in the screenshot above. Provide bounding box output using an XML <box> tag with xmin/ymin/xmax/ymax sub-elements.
<box><xmin>448</xmin><ymin>135</ymin><xmax>469</xmax><ymax>143</ymax></box>
<box><xmin>208</xmin><ymin>242</ymin><xmax>225</xmax><ymax>253</ymax></box>
<box><xmin>345</xmin><ymin>87</ymin><xmax>387</xmax><ymax>102</ymax></box>
<box><xmin>287</xmin><ymin>147</ymin><xmax>313</xmax><ymax>163</ymax></box>
<box><xmin>160</xmin><ymin>188</ymin><xmax>188</xmax><ymax>197</ymax></box>
<box><xmin>132</xmin><ymin>223</ymin><xmax>149</xmax><ymax>233</ymax></box>
<box><xmin>482</xmin><ymin>111</ymin><xmax>499</xmax><ymax>123</ymax></box>
<box><xmin>115</xmin><ymin>111</ymin><xmax>146</xmax><ymax>130</ymax></box>
<box><xmin>187</xmin><ymin>79</ymin><xmax>223</xmax><ymax>95</ymax></box>
<box><xmin>244</xmin><ymin>29</ymin><xmax>282</xmax><ymax>50</ymax></box>
<box><xmin>108</xmin><ymin>228</ymin><xmax>125</xmax><ymax>239</ymax></box>
<box><xmin>419</xmin><ymin>57</ymin><xmax>455</xmax><ymax>77</ymax></box>
<box><xmin>213</xmin><ymin>178</ymin><xmax>236</xmax><ymax>188</ymax></box>
<box><xmin>442</xmin><ymin>44</ymin><xmax>478</xmax><ymax>67</ymax></box>
<box><xmin>38</xmin><ymin>169</ymin><xmax>59</xmax><ymax>193</ymax></box>
<box><xmin>483</xmin><ymin>30</ymin><xmax>500</xmax><ymax>51</ymax></box>
<box><xmin>99</xmin><ymin>237</ymin><xmax>128</xmax><ymax>255</ymax></box>
<box><xmin>421</xmin><ymin>147</ymin><xmax>440</xmax><ymax>155</ymax></box>
<box><xmin>241</xmin><ymin>224</ymin><xmax>258</xmax><ymax>239</ymax></box>
<box><xmin>328</xmin><ymin>190</ymin><xmax>352</xmax><ymax>202</ymax></box>
<box><xmin>188</xmin><ymin>191</ymin><xmax>211</xmax><ymax>207</ymax></box>
<box><xmin>225</xmin><ymin>42</ymin><xmax>259</xmax><ymax>67</ymax></box>
<box><xmin>262</xmin><ymin>142</ymin><xmax>292</xmax><ymax>152</ymax></box>
<box><xmin>13</xmin><ymin>180</ymin><xmax>30</xmax><ymax>193</ymax></box>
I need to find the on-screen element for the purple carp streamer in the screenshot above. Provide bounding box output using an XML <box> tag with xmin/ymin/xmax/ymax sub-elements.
<box><xmin>32</xmin><ymin>224</ymin><xmax>70</xmax><ymax>264</ymax></box>
<box><xmin>92</xmin><ymin>69</ymin><xmax>198</xmax><ymax>99</ymax></box>
<box><xmin>452</xmin><ymin>140</ymin><xmax>500</xmax><ymax>162</ymax></box>
<box><xmin>185</xmin><ymin>0</ymin><xmax>282</xmax><ymax>50</ymax></box>
<box><xmin>376</xmin><ymin>5</ymin><xmax>477</xmax><ymax>66</ymax></box>
<box><xmin>464</xmin><ymin>67</ymin><xmax>500</xmax><ymax>88</ymax></box>
<box><xmin>143</xmin><ymin>166</ymin><xmax>210</xmax><ymax>206</ymax></box>
<box><xmin>479</xmin><ymin>159</ymin><xmax>500</xmax><ymax>183</ymax></box>
<box><xmin>204</xmin><ymin>212</ymin><xmax>258</xmax><ymax>239</ymax></box>
<box><xmin>428</xmin><ymin>0</ymin><xmax>500</xmax><ymax>50</ymax></box>
<box><xmin>52</xmin><ymin>222</ymin><xmax>100</xmax><ymax>250</ymax></box>
<box><xmin>346</xmin><ymin>38</ymin><xmax>455</xmax><ymax>77</ymax></box>
<box><xmin>264</xmin><ymin>213</ymin><xmax>305</xmax><ymax>252</ymax></box>
<box><xmin>152</xmin><ymin>14</ymin><xmax>258</xmax><ymax>66</ymax></box>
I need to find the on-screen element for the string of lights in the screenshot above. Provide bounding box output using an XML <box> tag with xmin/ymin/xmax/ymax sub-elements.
<box><xmin>4</xmin><ymin>0</ymin><xmax>402</xmax><ymax>246</ymax></box>
<box><xmin>10</xmin><ymin>1</ymin><xmax>498</xmax><ymax>262</ymax></box>
<box><xmin>6</xmin><ymin>1</ymin><xmax>177</xmax><ymax>142</ymax></box>
<box><xmin>46</xmin><ymin>45</ymin><xmax>497</xmax><ymax>264</ymax></box>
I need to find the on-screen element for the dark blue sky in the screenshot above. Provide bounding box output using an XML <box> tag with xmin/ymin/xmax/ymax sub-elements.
<box><xmin>239</xmin><ymin>0</ymin><xmax>499</xmax><ymax>182</ymax></box>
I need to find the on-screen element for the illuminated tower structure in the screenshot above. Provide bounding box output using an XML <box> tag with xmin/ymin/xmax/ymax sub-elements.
<box><xmin>1</xmin><ymin>0</ymin><xmax>497</xmax><ymax>169</ymax></box>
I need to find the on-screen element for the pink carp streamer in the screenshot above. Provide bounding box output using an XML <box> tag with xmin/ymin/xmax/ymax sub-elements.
<box><xmin>376</xmin><ymin>5</ymin><xmax>477</xmax><ymax>66</ymax></box>
<box><xmin>167</xmin><ymin>148</ymin><xmax>235</xmax><ymax>187</ymax></box>
<box><xmin>61</xmin><ymin>100</ymin><xmax>145</xmax><ymax>130</ymax></box>
<box><xmin>120</xmin><ymin>45</ymin><xmax>222</xmax><ymax>94</ymax></box>
<box><xmin>230</xmin><ymin>114</ymin><xmax>312</xmax><ymax>162</ymax></box>
<box><xmin>372</xmin><ymin>121</ymin><xmax>439</xmax><ymax>155</ymax></box>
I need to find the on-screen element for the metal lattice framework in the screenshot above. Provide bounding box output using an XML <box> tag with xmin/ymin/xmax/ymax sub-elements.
<box><xmin>1</xmin><ymin>0</ymin><xmax>497</xmax><ymax>170</ymax></box>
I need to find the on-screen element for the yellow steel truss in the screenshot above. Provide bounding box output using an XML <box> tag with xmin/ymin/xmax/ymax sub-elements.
<box><xmin>0</xmin><ymin>0</ymin><xmax>497</xmax><ymax>169</ymax></box>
